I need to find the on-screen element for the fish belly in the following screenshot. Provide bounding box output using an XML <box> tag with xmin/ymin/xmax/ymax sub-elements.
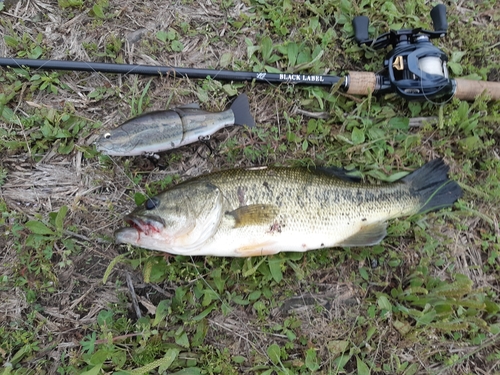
<box><xmin>184</xmin><ymin>217</ymin><xmax>377</xmax><ymax>257</ymax></box>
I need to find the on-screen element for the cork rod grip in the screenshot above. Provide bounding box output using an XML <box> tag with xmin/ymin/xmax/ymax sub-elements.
<box><xmin>345</xmin><ymin>71</ymin><xmax>377</xmax><ymax>95</ymax></box>
<box><xmin>453</xmin><ymin>78</ymin><xmax>500</xmax><ymax>101</ymax></box>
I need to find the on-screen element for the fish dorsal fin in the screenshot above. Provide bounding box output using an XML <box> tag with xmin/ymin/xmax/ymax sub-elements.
<box><xmin>337</xmin><ymin>221</ymin><xmax>387</xmax><ymax>247</ymax></box>
<box><xmin>226</xmin><ymin>204</ymin><xmax>279</xmax><ymax>228</ymax></box>
<box><xmin>176</xmin><ymin>102</ymin><xmax>200</xmax><ymax>109</ymax></box>
<box><xmin>313</xmin><ymin>166</ymin><xmax>362</xmax><ymax>183</ymax></box>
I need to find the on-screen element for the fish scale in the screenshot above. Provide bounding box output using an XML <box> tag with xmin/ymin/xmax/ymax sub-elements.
<box><xmin>115</xmin><ymin>159</ymin><xmax>462</xmax><ymax>257</ymax></box>
<box><xmin>202</xmin><ymin>168</ymin><xmax>414</xmax><ymax>250</ymax></box>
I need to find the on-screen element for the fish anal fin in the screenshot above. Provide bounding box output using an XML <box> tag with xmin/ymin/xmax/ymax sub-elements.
<box><xmin>337</xmin><ymin>221</ymin><xmax>387</xmax><ymax>247</ymax></box>
<box><xmin>226</xmin><ymin>204</ymin><xmax>279</xmax><ymax>228</ymax></box>
<box><xmin>235</xmin><ymin>242</ymin><xmax>280</xmax><ymax>257</ymax></box>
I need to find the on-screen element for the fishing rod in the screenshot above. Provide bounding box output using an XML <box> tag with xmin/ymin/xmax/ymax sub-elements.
<box><xmin>0</xmin><ymin>5</ymin><xmax>499</xmax><ymax>102</ymax></box>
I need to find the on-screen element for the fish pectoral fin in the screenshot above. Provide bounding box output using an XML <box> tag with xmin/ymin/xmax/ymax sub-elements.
<box><xmin>337</xmin><ymin>221</ymin><xmax>387</xmax><ymax>247</ymax></box>
<box><xmin>226</xmin><ymin>204</ymin><xmax>279</xmax><ymax>228</ymax></box>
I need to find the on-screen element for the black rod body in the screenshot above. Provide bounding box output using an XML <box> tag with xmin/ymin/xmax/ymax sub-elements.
<box><xmin>0</xmin><ymin>57</ymin><xmax>342</xmax><ymax>86</ymax></box>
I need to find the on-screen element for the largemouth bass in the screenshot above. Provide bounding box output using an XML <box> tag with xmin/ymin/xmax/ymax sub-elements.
<box><xmin>115</xmin><ymin>159</ymin><xmax>462</xmax><ymax>257</ymax></box>
<box><xmin>96</xmin><ymin>93</ymin><xmax>255</xmax><ymax>156</ymax></box>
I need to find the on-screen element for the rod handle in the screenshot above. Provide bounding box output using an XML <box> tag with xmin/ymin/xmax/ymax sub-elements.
<box><xmin>453</xmin><ymin>78</ymin><xmax>500</xmax><ymax>101</ymax></box>
<box><xmin>345</xmin><ymin>71</ymin><xmax>377</xmax><ymax>95</ymax></box>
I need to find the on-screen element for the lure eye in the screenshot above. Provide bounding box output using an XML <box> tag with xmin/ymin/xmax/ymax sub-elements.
<box><xmin>145</xmin><ymin>197</ymin><xmax>160</xmax><ymax>210</ymax></box>
<box><xmin>104</xmin><ymin>132</ymin><xmax>111</xmax><ymax>139</ymax></box>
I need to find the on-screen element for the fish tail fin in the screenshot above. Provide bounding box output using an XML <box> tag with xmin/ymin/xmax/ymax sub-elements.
<box><xmin>402</xmin><ymin>158</ymin><xmax>462</xmax><ymax>214</ymax></box>
<box><xmin>230</xmin><ymin>93</ymin><xmax>256</xmax><ymax>128</ymax></box>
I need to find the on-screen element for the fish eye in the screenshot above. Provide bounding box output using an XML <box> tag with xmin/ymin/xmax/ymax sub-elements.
<box><xmin>104</xmin><ymin>133</ymin><xmax>111</xmax><ymax>139</ymax></box>
<box><xmin>145</xmin><ymin>197</ymin><xmax>160</xmax><ymax>210</ymax></box>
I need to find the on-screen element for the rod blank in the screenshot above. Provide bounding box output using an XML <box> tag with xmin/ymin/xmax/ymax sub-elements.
<box><xmin>0</xmin><ymin>57</ymin><xmax>342</xmax><ymax>86</ymax></box>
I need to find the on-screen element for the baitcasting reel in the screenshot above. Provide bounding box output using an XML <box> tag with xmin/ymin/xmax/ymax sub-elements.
<box><xmin>351</xmin><ymin>4</ymin><xmax>453</xmax><ymax>101</ymax></box>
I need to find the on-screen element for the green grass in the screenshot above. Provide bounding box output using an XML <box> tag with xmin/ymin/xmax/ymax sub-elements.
<box><xmin>1</xmin><ymin>0</ymin><xmax>500</xmax><ymax>374</ymax></box>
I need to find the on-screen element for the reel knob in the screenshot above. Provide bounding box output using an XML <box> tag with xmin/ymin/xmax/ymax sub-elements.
<box><xmin>352</xmin><ymin>16</ymin><xmax>370</xmax><ymax>43</ymax></box>
<box><xmin>430</xmin><ymin>4</ymin><xmax>448</xmax><ymax>34</ymax></box>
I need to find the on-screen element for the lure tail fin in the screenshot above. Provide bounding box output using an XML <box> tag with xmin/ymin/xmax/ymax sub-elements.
<box><xmin>402</xmin><ymin>158</ymin><xmax>462</xmax><ymax>214</ymax></box>
<box><xmin>230</xmin><ymin>93</ymin><xmax>256</xmax><ymax>128</ymax></box>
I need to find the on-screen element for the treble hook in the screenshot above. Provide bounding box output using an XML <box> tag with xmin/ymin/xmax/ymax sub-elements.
<box><xmin>197</xmin><ymin>135</ymin><xmax>214</xmax><ymax>158</ymax></box>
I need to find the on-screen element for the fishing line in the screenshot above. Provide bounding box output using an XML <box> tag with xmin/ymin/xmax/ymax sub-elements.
<box><xmin>420</xmin><ymin>70</ymin><xmax>455</xmax><ymax>106</ymax></box>
<box><xmin>105</xmin><ymin>156</ymin><xmax>148</xmax><ymax>194</ymax></box>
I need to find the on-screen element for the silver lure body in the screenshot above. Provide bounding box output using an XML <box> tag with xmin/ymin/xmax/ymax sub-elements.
<box><xmin>96</xmin><ymin>94</ymin><xmax>255</xmax><ymax>156</ymax></box>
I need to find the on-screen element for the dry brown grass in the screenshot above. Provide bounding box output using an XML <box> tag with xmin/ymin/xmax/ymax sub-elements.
<box><xmin>1</xmin><ymin>0</ymin><xmax>500</xmax><ymax>374</ymax></box>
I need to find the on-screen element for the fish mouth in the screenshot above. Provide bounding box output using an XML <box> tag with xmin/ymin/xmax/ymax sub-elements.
<box><xmin>115</xmin><ymin>215</ymin><xmax>166</xmax><ymax>245</ymax></box>
<box><xmin>123</xmin><ymin>215</ymin><xmax>165</xmax><ymax>235</ymax></box>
